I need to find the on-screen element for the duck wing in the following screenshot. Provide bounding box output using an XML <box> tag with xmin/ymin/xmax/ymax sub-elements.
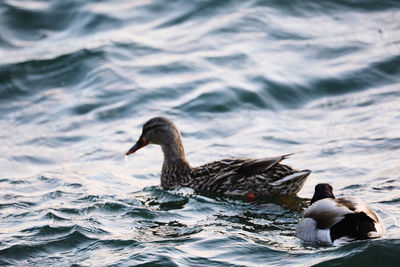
<box><xmin>333</xmin><ymin>196</ymin><xmax>385</xmax><ymax>238</ymax></box>
<box><xmin>335</xmin><ymin>197</ymin><xmax>379</xmax><ymax>222</ymax></box>
<box><xmin>237</xmin><ymin>154</ymin><xmax>291</xmax><ymax>176</ymax></box>
<box><xmin>190</xmin><ymin>154</ymin><xmax>310</xmax><ymax>196</ymax></box>
<box><xmin>296</xmin><ymin>198</ymin><xmax>353</xmax><ymax>244</ymax></box>
<box><xmin>304</xmin><ymin>198</ymin><xmax>352</xmax><ymax>229</ymax></box>
<box><xmin>236</xmin><ymin>154</ymin><xmax>310</xmax><ymax>195</ymax></box>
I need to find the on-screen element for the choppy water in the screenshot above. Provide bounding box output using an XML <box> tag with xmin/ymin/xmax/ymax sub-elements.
<box><xmin>1</xmin><ymin>0</ymin><xmax>400</xmax><ymax>266</ymax></box>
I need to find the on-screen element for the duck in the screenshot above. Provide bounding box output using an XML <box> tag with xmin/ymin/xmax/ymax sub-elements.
<box><xmin>296</xmin><ymin>183</ymin><xmax>385</xmax><ymax>245</ymax></box>
<box><xmin>125</xmin><ymin>116</ymin><xmax>311</xmax><ymax>197</ymax></box>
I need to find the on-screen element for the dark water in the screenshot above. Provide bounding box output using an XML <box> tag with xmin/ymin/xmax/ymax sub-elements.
<box><xmin>1</xmin><ymin>0</ymin><xmax>400</xmax><ymax>265</ymax></box>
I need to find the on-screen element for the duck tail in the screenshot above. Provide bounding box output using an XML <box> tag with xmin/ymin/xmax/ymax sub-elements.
<box><xmin>330</xmin><ymin>212</ymin><xmax>377</xmax><ymax>241</ymax></box>
<box><xmin>270</xmin><ymin>170</ymin><xmax>311</xmax><ymax>195</ymax></box>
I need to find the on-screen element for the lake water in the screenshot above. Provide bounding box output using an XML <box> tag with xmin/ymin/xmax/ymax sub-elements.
<box><xmin>1</xmin><ymin>0</ymin><xmax>400</xmax><ymax>266</ymax></box>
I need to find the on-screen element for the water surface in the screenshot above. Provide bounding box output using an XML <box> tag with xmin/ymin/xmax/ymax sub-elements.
<box><xmin>1</xmin><ymin>0</ymin><xmax>400</xmax><ymax>265</ymax></box>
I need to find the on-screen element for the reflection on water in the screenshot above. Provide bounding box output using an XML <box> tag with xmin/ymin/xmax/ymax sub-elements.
<box><xmin>0</xmin><ymin>0</ymin><xmax>400</xmax><ymax>265</ymax></box>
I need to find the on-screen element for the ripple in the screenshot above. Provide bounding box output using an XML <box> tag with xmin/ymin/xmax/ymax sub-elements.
<box><xmin>0</xmin><ymin>201</ymin><xmax>36</xmax><ymax>210</ymax></box>
<box><xmin>21</xmin><ymin>224</ymin><xmax>74</xmax><ymax>237</ymax></box>
<box><xmin>312</xmin><ymin>239</ymin><xmax>400</xmax><ymax>266</ymax></box>
<box><xmin>99</xmin><ymin>238</ymin><xmax>138</xmax><ymax>248</ymax></box>
<box><xmin>0</xmin><ymin>49</ymin><xmax>104</xmax><ymax>111</ymax></box>
<box><xmin>125</xmin><ymin>208</ymin><xmax>160</xmax><ymax>220</ymax></box>
<box><xmin>0</xmin><ymin>230</ymin><xmax>95</xmax><ymax>264</ymax></box>
<box><xmin>144</xmin><ymin>220</ymin><xmax>203</xmax><ymax>238</ymax></box>
<box><xmin>177</xmin><ymin>87</ymin><xmax>254</xmax><ymax>113</ymax></box>
<box><xmin>43</xmin><ymin>211</ymin><xmax>69</xmax><ymax>221</ymax></box>
<box><xmin>72</xmin><ymin>102</ymin><xmax>104</xmax><ymax>115</ymax></box>
<box><xmin>88</xmin><ymin>201</ymin><xmax>131</xmax><ymax>214</ymax></box>
<box><xmin>11</xmin><ymin>155</ymin><xmax>54</xmax><ymax>165</ymax></box>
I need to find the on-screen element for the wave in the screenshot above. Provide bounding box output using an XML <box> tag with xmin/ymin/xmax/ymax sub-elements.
<box><xmin>0</xmin><ymin>229</ymin><xmax>95</xmax><ymax>265</ymax></box>
<box><xmin>311</xmin><ymin>239</ymin><xmax>400</xmax><ymax>266</ymax></box>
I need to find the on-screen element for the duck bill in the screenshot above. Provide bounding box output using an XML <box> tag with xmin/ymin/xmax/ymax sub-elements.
<box><xmin>125</xmin><ymin>138</ymin><xmax>148</xmax><ymax>156</ymax></box>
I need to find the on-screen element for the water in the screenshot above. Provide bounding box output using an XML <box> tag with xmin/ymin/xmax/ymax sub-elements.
<box><xmin>1</xmin><ymin>0</ymin><xmax>400</xmax><ymax>265</ymax></box>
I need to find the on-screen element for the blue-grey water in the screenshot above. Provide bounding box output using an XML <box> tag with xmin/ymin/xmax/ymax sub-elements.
<box><xmin>1</xmin><ymin>0</ymin><xmax>400</xmax><ymax>266</ymax></box>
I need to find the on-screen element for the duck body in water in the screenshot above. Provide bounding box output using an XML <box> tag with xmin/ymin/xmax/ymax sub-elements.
<box><xmin>296</xmin><ymin>183</ymin><xmax>385</xmax><ymax>245</ymax></box>
<box><xmin>126</xmin><ymin>117</ymin><xmax>311</xmax><ymax>197</ymax></box>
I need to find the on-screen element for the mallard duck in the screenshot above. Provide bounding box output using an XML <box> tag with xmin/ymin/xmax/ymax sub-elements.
<box><xmin>125</xmin><ymin>117</ymin><xmax>311</xmax><ymax>197</ymax></box>
<box><xmin>296</xmin><ymin>183</ymin><xmax>385</xmax><ymax>245</ymax></box>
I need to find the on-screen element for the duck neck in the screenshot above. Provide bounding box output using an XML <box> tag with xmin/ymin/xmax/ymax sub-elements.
<box><xmin>160</xmin><ymin>141</ymin><xmax>191</xmax><ymax>188</ymax></box>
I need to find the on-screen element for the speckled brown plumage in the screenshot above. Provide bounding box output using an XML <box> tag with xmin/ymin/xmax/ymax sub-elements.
<box><xmin>126</xmin><ymin>117</ymin><xmax>311</xmax><ymax>197</ymax></box>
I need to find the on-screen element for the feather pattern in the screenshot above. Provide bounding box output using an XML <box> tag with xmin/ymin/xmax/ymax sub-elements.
<box><xmin>181</xmin><ymin>157</ymin><xmax>310</xmax><ymax>196</ymax></box>
<box><xmin>126</xmin><ymin>117</ymin><xmax>311</xmax><ymax>197</ymax></box>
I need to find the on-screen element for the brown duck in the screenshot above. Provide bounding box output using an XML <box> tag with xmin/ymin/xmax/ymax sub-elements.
<box><xmin>126</xmin><ymin>117</ymin><xmax>311</xmax><ymax>197</ymax></box>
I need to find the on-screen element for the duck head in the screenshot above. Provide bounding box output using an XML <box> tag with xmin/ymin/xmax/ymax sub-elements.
<box><xmin>125</xmin><ymin>117</ymin><xmax>186</xmax><ymax>161</ymax></box>
<box><xmin>311</xmin><ymin>183</ymin><xmax>335</xmax><ymax>204</ymax></box>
